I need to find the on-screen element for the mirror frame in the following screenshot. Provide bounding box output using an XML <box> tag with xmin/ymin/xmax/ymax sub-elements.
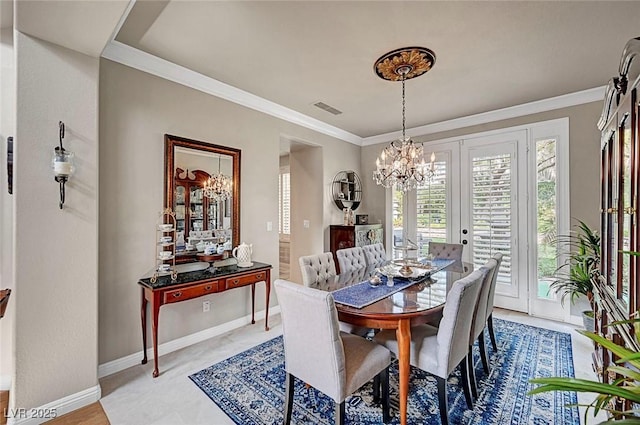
<box><xmin>164</xmin><ymin>134</ymin><xmax>241</xmax><ymax>251</ymax></box>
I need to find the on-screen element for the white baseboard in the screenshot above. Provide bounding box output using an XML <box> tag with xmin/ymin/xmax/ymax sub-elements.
<box><xmin>6</xmin><ymin>385</ymin><xmax>101</xmax><ymax>425</ymax></box>
<box><xmin>98</xmin><ymin>306</ymin><xmax>280</xmax><ymax>379</ymax></box>
<box><xmin>0</xmin><ymin>375</ymin><xmax>10</xmax><ymax>391</ymax></box>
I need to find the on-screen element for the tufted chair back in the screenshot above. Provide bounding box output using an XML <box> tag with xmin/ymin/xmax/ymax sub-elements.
<box><xmin>336</xmin><ymin>247</ymin><xmax>367</xmax><ymax>274</ymax></box>
<box><xmin>428</xmin><ymin>242</ymin><xmax>464</xmax><ymax>261</ymax></box>
<box><xmin>298</xmin><ymin>252</ymin><xmax>337</xmax><ymax>287</ymax></box>
<box><xmin>362</xmin><ymin>243</ymin><xmax>387</xmax><ymax>267</ymax></box>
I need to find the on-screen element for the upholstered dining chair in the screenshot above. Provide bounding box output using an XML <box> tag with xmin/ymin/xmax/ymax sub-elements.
<box><xmin>428</xmin><ymin>242</ymin><xmax>464</xmax><ymax>261</ymax></box>
<box><xmin>298</xmin><ymin>252</ymin><xmax>337</xmax><ymax>288</ymax></box>
<box><xmin>275</xmin><ymin>279</ymin><xmax>391</xmax><ymax>425</ymax></box>
<box><xmin>374</xmin><ymin>269</ymin><xmax>486</xmax><ymax>425</ymax></box>
<box><xmin>485</xmin><ymin>252</ymin><xmax>504</xmax><ymax>353</ymax></box>
<box><xmin>336</xmin><ymin>247</ymin><xmax>367</xmax><ymax>274</ymax></box>
<box><xmin>362</xmin><ymin>243</ymin><xmax>387</xmax><ymax>267</ymax></box>
<box><xmin>298</xmin><ymin>252</ymin><xmax>367</xmax><ymax>336</ymax></box>
<box><xmin>467</xmin><ymin>258</ymin><xmax>499</xmax><ymax>399</ymax></box>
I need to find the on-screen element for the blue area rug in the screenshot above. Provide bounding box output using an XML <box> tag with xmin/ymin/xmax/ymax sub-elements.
<box><xmin>189</xmin><ymin>319</ymin><xmax>579</xmax><ymax>424</ymax></box>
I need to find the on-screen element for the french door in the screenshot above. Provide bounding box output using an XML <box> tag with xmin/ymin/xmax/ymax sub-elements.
<box><xmin>460</xmin><ymin>131</ymin><xmax>528</xmax><ymax>312</ymax></box>
<box><xmin>389</xmin><ymin>119</ymin><xmax>570</xmax><ymax>320</ymax></box>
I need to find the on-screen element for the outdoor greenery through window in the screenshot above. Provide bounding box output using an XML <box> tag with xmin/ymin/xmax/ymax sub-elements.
<box><xmin>536</xmin><ymin>138</ymin><xmax>557</xmax><ymax>299</ymax></box>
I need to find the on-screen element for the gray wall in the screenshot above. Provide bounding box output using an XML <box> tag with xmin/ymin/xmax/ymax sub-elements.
<box><xmin>362</xmin><ymin>102</ymin><xmax>602</xmax><ymax>231</ymax></box>
<box><xmin>0</xmin><ymin>27</ymin><xmax>14</xmax><ymax>392</ymax></box>
<box><xmin>14</xmin><ymin>33</ymin><xmax>99</xmax><ymax>408</ymax></box>
<box><xmin>99</xmin><ymin>59</ymin><xmax>361</xmax><ymax>364</ymax></box>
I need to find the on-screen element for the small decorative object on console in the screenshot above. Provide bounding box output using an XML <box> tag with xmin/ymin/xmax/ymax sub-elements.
<box><xmin>356</xmin><ymin>214</ymin><xmax>368</xmax><ymax>225</ymax></box>
<box><xmin>151</xmin><ymin>208</ymin><xmax>178</xmax><ymax>283</ymax></box>
<box><xmin>232</xmin><ymin>242</ymin><xmax>253</xmax><ymax>267</ymax></box>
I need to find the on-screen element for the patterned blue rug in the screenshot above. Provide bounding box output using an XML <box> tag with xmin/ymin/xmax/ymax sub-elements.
<box><xmin>189</xmin><ymin>319</ymin><xmax>579</xmax><ymax>424</ymax></box>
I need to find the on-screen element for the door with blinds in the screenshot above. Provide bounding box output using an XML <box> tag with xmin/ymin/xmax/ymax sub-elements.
<box><xmin>460</xmin><ymin>131</ymin><xmax>529</xmax><ymax>312</ymax></box>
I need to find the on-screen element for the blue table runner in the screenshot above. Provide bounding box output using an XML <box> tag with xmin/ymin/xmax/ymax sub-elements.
<box><xmin>332</xmin><ymin>259</ymin><xmax>455</xmax><ymax>309</ymax></box>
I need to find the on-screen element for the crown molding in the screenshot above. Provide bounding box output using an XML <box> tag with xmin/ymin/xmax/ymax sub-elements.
<box><xmin>102</xmin><ymin>38</ymin><xmax>604</xmax><ymax>147</ymax></box>
<box><xmin>361</xmin><ymin>86</ymin><xmax>605</xmax><ymax>146</ymax></box>
<box><xmin>101</xmin><ymin>40</ymin><xmax>363</xmax><ymax>145</ymax></box>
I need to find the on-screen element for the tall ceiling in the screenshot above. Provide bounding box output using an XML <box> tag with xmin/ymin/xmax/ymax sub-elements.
<box><xmin>10</xmin><ymin>1</ymin><xmax>640</xmax><ymax>140</ymax></box>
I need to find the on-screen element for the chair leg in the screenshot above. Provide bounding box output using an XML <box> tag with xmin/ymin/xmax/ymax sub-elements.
<box><xmin>487</xmin><ymin>314</ymin><xmax>498</xmax><ymax>352</ymax></box>
<box><xmin>381</xmin><ymin>367</ymin><xmax>391</xmax><ymax>424</ymax></box>
<box><xmin>459</xmin><ymin>356</ymin><xmax>474</xmax><ymax>409</ymax></box>
<box><xmin>284</xmin><ymin>373</ymin><xmax>295</xmax><ymax>425</ymax></box>
<box><xmin>466</xmin><ymin>349</ymin><xmax>478</xmax><ymax>400</ymax></box>
<box><xmin>335</xmin><ymin>400</ymin><xmax>345</xmax><ymax>425</ymax></box>
<box><xmin>478</xmin><ymin>332</ymin><xmax>490</xmax><ymax>374</ymax></box>
<box><xmin>436</xmin><ymin>376</ymin><xmax>449</xmax><ymax>425</ymax></box>
<box><xmin>373</xmin><ymin>373</ymin><xmax>380</xmax><ymax>403</ymax></box>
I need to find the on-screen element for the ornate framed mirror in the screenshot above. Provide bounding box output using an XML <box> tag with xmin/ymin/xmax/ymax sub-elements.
<box><xmin>164</xmin><ymin>134</ymin><xmax>240</xmax><ymax>261</ymax></box>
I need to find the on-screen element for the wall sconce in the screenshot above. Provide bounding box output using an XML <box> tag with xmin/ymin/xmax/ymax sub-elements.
<box><xmin>51</xmin><ymin>121</ymin><xmax>75</xmax><ymax>209</ymax></box>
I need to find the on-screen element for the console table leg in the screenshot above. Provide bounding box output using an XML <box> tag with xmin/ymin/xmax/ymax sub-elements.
<box><xmin>141</xmin><ymin>288</ymin><xmax>148</xmax><ymax>365</ymax></box>
<box><xmin>251</xmin><ymin>283</ymin><xmax>256</xmax><ymax>324</ymax></box>
<box><xmin>151</xmin><ymin>296</ymin><xmax>160</xmax><ymax>378</ymax></box>
<box><xmin>264</xmin><ymin>274</ymin><xmax>271</xmax><ymax>331</ymax></box>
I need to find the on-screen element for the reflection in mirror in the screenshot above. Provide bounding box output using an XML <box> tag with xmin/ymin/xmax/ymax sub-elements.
<box><xmin>165</xmin><ymin>135</ymin><xmax>240</xmax><ymax>263</ymax></box>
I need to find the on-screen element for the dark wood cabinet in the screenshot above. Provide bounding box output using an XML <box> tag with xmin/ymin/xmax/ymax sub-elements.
<box><xmin>595</xmin><ymin>37</ymin><xmax>640</xmax><ymax>409</ymax></box>
<box><xmin>329</xmin><ymin>224</ymin><xmax>383</xmax><ymax>272</ymax></box>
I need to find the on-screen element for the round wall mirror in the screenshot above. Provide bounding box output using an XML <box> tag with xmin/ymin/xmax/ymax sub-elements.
<box><xmin>331</xmin><ymin>171</ymin><xmax>362</xmax><ymax>211</ymax></box>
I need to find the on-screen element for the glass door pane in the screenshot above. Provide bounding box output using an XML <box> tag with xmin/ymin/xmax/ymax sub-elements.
<box><xmin>416</xmin><ymin>160</ymin><xmax>448</xmax><ymax>257</ymax></box>
<box><xmin>535</xmin><ymin>138</ymin><xmax>557</xmax><ymax>300</ymax></box>
<box><xmin>391</xmin><ymin>190</ymin><xmax>405</xmax><ymax>260</ymax></box>
<box><xmin>620</xmin><ymin>117</ymin><xmax>632</xmax><ymax>304</ymax></box>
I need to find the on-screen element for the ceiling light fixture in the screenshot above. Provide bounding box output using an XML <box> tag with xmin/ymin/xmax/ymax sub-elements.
<box><xmin>373</xmin><ymin>47</ymin><xmax>436</xmax><ymax>192</ymax></box>
<box><xmin>203</xmin><ymin>155</ymin><xmax>232</xmax><ymax>202</ymax></box>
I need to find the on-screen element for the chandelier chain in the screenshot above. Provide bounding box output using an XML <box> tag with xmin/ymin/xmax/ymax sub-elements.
<box><xmin>402</xmin><ymin>74</ymin><xmax>406</xmax><ymax>142</ymax></box>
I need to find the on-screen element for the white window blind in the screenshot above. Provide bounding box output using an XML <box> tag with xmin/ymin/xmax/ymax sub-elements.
<box><xmin>471</xmin><ymin>154</ymin><xmax>512</xmax><ymax>281</ymax></box>
<box><xmin>279</xmin><ymin>171</ymin><xmax>290</xmax><ymax>235</ymax></box>
<box><xmin>416</xmin><ymin>161</ymin><xmax>447</xmax><ymax>257</ymax></box>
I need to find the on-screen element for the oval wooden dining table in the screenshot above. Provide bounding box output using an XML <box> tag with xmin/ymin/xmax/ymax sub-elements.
<box><xmin>310</xmin><ymin>260</ymin><xmax>473</xmax><ymax>425</ymax></box>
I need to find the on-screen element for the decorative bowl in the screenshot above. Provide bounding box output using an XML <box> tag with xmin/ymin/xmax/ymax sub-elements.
<box><xmin>158</xmin><ymin>224</ymin><xmax>173</xmax><ymax>231</ymax></box>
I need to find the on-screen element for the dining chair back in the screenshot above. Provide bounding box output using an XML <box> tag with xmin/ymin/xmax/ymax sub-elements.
<box><xmin>336</xmin><ymin>247</ymin><xmax>367</xmax><ymax>274</ymax></box>
<box><xmin>275</xmin><ymin>279</ymin><xmax>391</xmax><ymax>424</ymax></box>
<box><xmin>298</xmin><ymin>252</ymin><xmax>337</xmax><ymax>287</ymax></box>
<box><xmin>485</xmin><ymin>252</ymin><xmax>504</xmax><ymax>352</ymax></box>
<box><xmin>428</xmin><ymin>242</ymin><xmax>464</xmax><ymax>261</ymax></box>
<box><xmin>362</xmin><ymin>243</ymin><xmax>386</xmax><ymax>267</ymax></box>
<box><xmin>467</xmin><ymin>258</ymin><xmax>498</xmax><ymax>398</ymax></box>
<box><xmin>374</xmin><ymin>268</ymin><xmax>486</xmax><ymax>425</ymax></box>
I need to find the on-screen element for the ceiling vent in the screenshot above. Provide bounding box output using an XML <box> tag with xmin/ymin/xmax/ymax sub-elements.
<box><xmin>313</xmin><ymin>101</ymin><xmax>342</xmax><ymax>115</ymax></box>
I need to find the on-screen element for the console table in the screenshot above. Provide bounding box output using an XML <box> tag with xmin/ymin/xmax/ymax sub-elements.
<box><xmin>138</xmin><ymin>261</ymin><xmax>272</xmax><ymax>377</ymax></box>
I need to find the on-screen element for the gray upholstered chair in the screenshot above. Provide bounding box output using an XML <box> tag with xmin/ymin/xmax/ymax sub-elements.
<box><xmin>275</xmin><ymin>279</ymin><xmax>391</xmax><ymax>425</ymax></box>
<box><xmin>374</xmin><ymin>269</ymin><xmax>486</xmax><ymax>425</ymax></box>
<box><xmin>298</xmin><ymin>252</ymin><xmax>337</xmax><ymax>288</ymax></box>
<box><xmin>467</xmin><ymin>258</ymin><xmax>498</xmax><ymax>399</ymax></box>
<box><xmin>298</xmin><ymin>252</ymin><xmax>367</xmax><ymax>336</ymax></box>
<box><xmin>336</xmin><ymin>247</ymin><xmax>367</xmax><ymax>274</ymax></box>
<box><xmin>485</xmin><ymin>252</ymin><xmax>504</xmax><ymax>352</ymax></box>
<box><xmin>362</xmin><ymin>243</ymin><xmax>386</xmax><ymax>267</ymax></box>
<box><xmin>428</xmin><ymin>242</ymin><xmax>464</xmax><ymax>261</ymax></box>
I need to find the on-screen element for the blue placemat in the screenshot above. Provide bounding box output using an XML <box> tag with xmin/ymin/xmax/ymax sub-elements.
<box><xmin>331</xmin><ymin>259</ymin><xmax>455</xmax><ymax>309</ymax></box>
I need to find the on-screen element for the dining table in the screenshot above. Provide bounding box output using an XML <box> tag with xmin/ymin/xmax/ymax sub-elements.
<box><xmin>310</xmin><ymin>259</ymin><xmax>473</xmax><ymax>425</ymax></box>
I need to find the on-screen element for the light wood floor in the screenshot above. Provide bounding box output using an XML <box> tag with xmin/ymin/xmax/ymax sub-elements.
<box><xmin>45</xmin><ymin>402</ymin><xmax>109</xmax><ymax>425</ymax></box>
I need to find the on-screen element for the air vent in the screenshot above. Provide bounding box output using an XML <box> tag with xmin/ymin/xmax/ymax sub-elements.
<box><xmin>313</xmin><ymin>101</ymin><xmax>342</xmax><ymax>115</ymax></box>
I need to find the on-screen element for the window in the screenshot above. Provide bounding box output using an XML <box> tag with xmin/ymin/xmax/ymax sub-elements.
<box><xmin>279</xmin><ymin>168</ymin><xmax>290</xmax><ymax>238</ymax></box>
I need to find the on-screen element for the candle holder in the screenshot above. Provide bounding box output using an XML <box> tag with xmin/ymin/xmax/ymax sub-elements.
<box><xmin>51</xmin><ymin>121</ymin><xmax>75</xmax><ymax>209</ymax></box>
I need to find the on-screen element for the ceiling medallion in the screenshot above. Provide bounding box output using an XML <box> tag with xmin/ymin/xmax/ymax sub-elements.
<box><xmin>374</xmin><ymin>46</ymin><xmax>436</xmax><ymax>81</ymax></box>
<box><xmin>373</xmin><ymin>46</ymin><xmax>437</xmax><ymax>192</ymax></box>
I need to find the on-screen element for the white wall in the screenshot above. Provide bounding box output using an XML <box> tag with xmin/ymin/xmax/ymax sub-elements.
<box><xmin>13</xmin><ymin>33</ymin><xmax>99</xmax><ymax>409</ymax></box>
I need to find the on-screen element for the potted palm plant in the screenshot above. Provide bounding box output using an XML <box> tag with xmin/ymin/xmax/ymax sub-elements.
<box><xmin>548</xmin><ymin>220</ymin><xmax>600</xmax><ymax>330</ymax></box>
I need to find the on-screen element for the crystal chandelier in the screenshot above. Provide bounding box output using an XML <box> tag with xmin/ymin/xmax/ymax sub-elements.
<box><xmin>204</xmin><ymin>155</ymin><xmax>232</xmax><ymax>202</ymax></box>
<box><xmin>373</xmin><ymin>47</ymin><xmax>437</xmax><ymax>192</ymax></box>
